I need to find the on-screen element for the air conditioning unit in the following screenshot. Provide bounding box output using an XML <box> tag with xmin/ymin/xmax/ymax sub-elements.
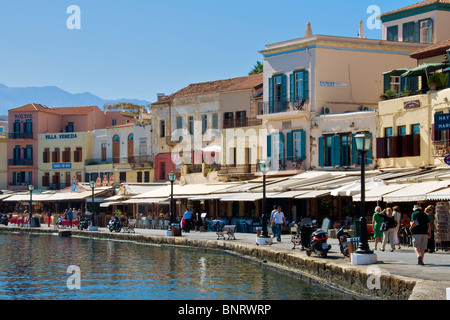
<box><xmin>358</xmin><ymin>106</ymin><xmax>370</xmax><ymax>111</ymax></box>
<box><xmin>322</xmin><ymin>107</ymin><xmax>332</xmax><ymax>114</ymax></box>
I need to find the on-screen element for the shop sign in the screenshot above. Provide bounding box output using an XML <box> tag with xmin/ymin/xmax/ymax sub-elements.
<box><xmin>435</xmin><ymin>113</ymin><xmax>450</xmax><ymax>131</ymax></box>
<box><xmin>404</xmin><ymin>100</ymin><xmax>420</xmax><ymax>109</ymax></box>
<box><xmin>319</xmin><ymin>81</ymin><xmax>347</xmax><ymax>88</ymax></box>
<box><xmin>45</xmin><ymin>133</ymin><xmax>78</xmax><ymax>140</ymax></box>
<box><xmin>444</xmin><ymin>155</ymin><xmax>450</xmax><ymax>166</ymax></box>
<box><xmin>52</xmin><ymin>163</ymin><xmax>72</xmax><ymax>169</ymax></box>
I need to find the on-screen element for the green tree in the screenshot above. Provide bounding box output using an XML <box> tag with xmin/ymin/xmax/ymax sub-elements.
<box><xmin>103</xmin><ymin>102</ymin><xmax>148</xmax><ymax>114</ymax></box>
<box><xmin>248</xmin><ymin>61</ymin><xmax>263</xmax><ymax>75</ymax></box>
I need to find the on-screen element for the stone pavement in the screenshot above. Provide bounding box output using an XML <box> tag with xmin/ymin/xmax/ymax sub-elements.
<box><xmin>2</xmin><ymin>224</ymin><xmax>450</xmax><ymax>300</ymax></box>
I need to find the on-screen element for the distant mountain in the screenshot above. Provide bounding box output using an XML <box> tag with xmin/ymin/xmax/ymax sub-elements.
<box><xmin>0</xmin><ymin>83</ymin><xmax>152</xmax><ymax>115</ymax></box>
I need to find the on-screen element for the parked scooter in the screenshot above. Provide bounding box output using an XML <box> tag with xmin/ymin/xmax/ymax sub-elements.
<box><xmin>337</xmin><ymin>224</ymin><xmax>351</xmax><ymax>257</ymax></box>
<box><xmin>297</xmin><ymin>218</ymin><xmax>315</xmax><ymax>250</ymax></box>
<box><xmin>304</xmin><ymin>219</ymin><xmax>331</xmax><ymax>258</ymax></box>
<box><xmin>0</xmin><ymin>213</ymin><xmax>8</xmax><ymax>226</ymax></box>
<box><xmin>78</xmin><ymin>216</ymin><xmax>90</xmax><ymax>231</ymax></box>
<box><xmin>108</xmin><ymin>216</ymin><xmax>122</xmax><ymax>233</ymax></box>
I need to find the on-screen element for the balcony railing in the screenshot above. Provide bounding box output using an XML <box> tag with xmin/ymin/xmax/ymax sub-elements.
<box><xmin>223</xmin><ymin>118</ymin><xmax>262</xmax><ymax>129</ymax></box>
<box><xmin>258</xmin><ymin>99</ymin><xmax>308</xmax><ymax>115</ymax></box>
<box><xmin>85</xmin><ymin>155</ymin><xmax>154</xmax><ymax>167</ymax></box>
<box><xmin>8</xmin><ymin>132</ymin><xmax>33</xmax><ymax>139</ymax></box>
<box><xmin>433</xmin><ymin>140</ymin><xmax>450</xmax><ymax>157</ymax></box>
<box><xmin>8</xmin><ymin>159</ymin><xmax>33</xmax><ymax>166</ymax></box>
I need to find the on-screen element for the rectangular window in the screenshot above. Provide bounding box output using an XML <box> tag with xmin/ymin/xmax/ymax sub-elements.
<box><xmin>66</xmin><ymin>122</ymin><xmax>74</xmax><ymax>132</ymax></box>
<box><xmin>176</xmin><ymin>116</ymin><xmax>182</xmax><ymax>130</ymax></box>
<box><xmin>112</xmin><ymin>119</ymin><xmax>117</xmax><ymax>126</ymax></box>
<box><xmin>101</xmin><ymin>143</ymin><xmax>107</xmax><ymax>162</ymax></box>
<box><xmin>52</xmin><ymin>148</ymin><xmax>60</xmax><ymax>163</ymax></box>
<box><xmin>144</xmin><ymin>171</ymin><xmax>150</xmax><ymax>183</ymax></box>
<box><xmin>387</xmin><ymin>25</ymin><xmax>398</xmax><ymax>41</ymax></box>
<box><xmin>212</xmin><ymin>113</ymin><xmax>218</xmax><ymax>129</ymax></box>
<box><xmin>419</xmin><ymin>19</ymin><xmax>432</xmax><ymax>44</ymax></box>
<box><xmin>119</xmin><ymin>172</ymin><xmax>126</xmax><ymax>183</ymax></box>
<box><xmin>385</xmin><ymin>127</ymin><xmax>393</xmax><ymax>157</ymax></box>
<box><xmin>412</xmin><ymin>124</ymin><xmax>420</xmax><ymax>135</ymax></box>
<box><xmin>25</xmin><ymin>120</ymin><xmax>33</xmax><ymax>134</ymax></box>
<box><xmin>340</xmin><ymin>134</ymin><xmax>351</xmax><ymax>167</ymax></box>
<box><xmin>201</xmin><ymin>114</ymin><xmax>208</xmax><ymax>134</ymax></box>
<box><xmin>398</xmin><ymin>126</ymin><xmax>406</xmax><ymax>136</ymax></box>
<box><xmin>42</xmin><ymin>172</ymin><xmax>50</xmax><ymax>187</ymax></box>
<box><xmin>324</xmin><ymin>135</ymin><xmax>333</xmax><ymax>166</ymax></box>
<box><xmin>160</xmin><ymin>120</ymin><xmax>165</xmax><ymax>138</ymax></box>
<box><xmin>403</xmin><ymin>21</ymin><xmax>417</xmax><ymax>43</ymax></box>
<box><xmin>14</xmin><ymin>120</ymin><xmax>21</xmax><ymax>133</ymax></box>
<box><xmin>293</xmin><ymin>130</ymin><xmax>304</xmax><ymax>161</ymax></box>
<box><xmin>390</xmin><ymin>76</ymin><xmax>401</xmax><ymax>94</ymax></box>
<box><xmin>74</xmin><ymin>147</ymin><xmax>82</xmax><ymax>162</ymax></box>
<box><xmin>63</xmin><ymin>147</ymin><xmax>71</xmax><ymax>163</ymax></box>
<box><xmin>137</xmin><ymin>171</ymin><xmax>142</xmax><ymax>183</ymax></box>
<box><xmin>188</xmin><ymin>116</ymin><xmax>194</xmax><ymax>135</ymax></box>
<box><xmin>43</xmin><ymin>148</ymin><xmax>50</xmax><ymax>163</ymax></box>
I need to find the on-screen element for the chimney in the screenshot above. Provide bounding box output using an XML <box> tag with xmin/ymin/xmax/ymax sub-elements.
<box><xmin>157</xmin><ymin>93</ymin><xmax>166</xmax><ymax>101</ymax></box>
<box><xmin>359</xmin><ymin>20</ymin><xmax>364</xmax><ymax>38</ymax></box>
<box><xmin>304</xmin><ymin>22</ymin><xmax>313</xmax><ymax>37</ymax></box>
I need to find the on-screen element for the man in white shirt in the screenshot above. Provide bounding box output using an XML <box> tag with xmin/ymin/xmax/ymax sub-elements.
<box><xmin>271</xmin><ymin>206</ymin><xmax>286</xmax><ymax>242</ymax></box>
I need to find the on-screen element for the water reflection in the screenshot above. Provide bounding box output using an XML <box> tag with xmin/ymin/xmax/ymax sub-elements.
<box><xmin>0</xmin><ymin>233</ymin><xmax>352</xmax><ymax>300</ymax></box>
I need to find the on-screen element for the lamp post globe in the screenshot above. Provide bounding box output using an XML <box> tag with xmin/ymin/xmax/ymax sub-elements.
<box><xmin>168</xmin><ymin>172</ymin><xmax>176</xmax><ymax>225</ymax></box>
<box><xmin>28</xmin><ymin>184</ymin><xmax>34</xmax><ymax>226</ymax></box>
<box><xmin>258</xmin><ymin>160</ymin><xmax>271</xmax><ymax>240</ymax></box>
<box><xmin>89</xmin><ymin>181</ymin><xmax>96</xmax><ymax>227</ymax></box>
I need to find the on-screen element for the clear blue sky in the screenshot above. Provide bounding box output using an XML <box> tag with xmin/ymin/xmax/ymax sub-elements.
<box><xmin>0</xmin><ymin>0</ymin><xmax>419</xmax><ymax>103</ymax></box>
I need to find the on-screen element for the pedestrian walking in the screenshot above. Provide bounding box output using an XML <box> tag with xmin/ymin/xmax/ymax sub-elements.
<box><xmin>424</xmin><ymin>205</ymin><xmax>436</xmax><ymax>253</ymax></box>
<box><xmin>270</xmin><ymin>206</ymin><xmax>286</xmax><ymax>242</ymax></box>
<box><xmin>393</xmin><ymin>206</ymin><xmax>402</xmax><ymax>249</ymax></box>
<box><xmin>183</xmin><ymin>208</ymin><xmax>192</xmax><ymax>233</ymax></box>
<box><xmin>381</xmin><ymin>207</ymin><xmax>397</xmax><ymax>252</ymax></box>
<box><xmin>410</xmin><ymin>204</ymin><xmax>432</xmax><ymax>265</ymax></box>
<box><xmin>67</xmin><ymin>208</ymin><xmax>73</xmax><ymax>228</ymax></box>
<box><xmin>372</xmin><ymin>206</ymin><xmax>384</xmax><ymax>250</ymax></box>
<box><xmin>270</xmin><ymin>205</ymin><xmax>277</xmax><ymax>238</ymax></box>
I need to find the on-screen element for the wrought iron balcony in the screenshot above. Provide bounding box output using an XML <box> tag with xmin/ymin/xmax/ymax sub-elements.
<box><xmin>8</xmin><ymin>132</ymin><xmax>33</xmax><ymax>139</ymax></box>
<box><xmin>223</xmin><ymin>118</ymin><xmax>262</xmax><ymax>129</ymax></box>
<box><xmin>257</xmin><ymin>99</ymin><xmax>308</xmax><ymax>115</ymax></box>
<box><xmin>8</xmin><ymin>159</ymin><xmax>33</xmax><ymax>166</ymax></box>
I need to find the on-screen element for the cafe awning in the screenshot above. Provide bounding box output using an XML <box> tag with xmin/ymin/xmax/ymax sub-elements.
<box><xmin>352</xmin><ymin>184</ymin><xmax>408</xmax><ymax>202</ymax></box>
<box><xmin>426</xmin><ymin>187</ymin><xmax>450</xmax><ymax>200</ymax></box>
<box><xmin>266</xmin><ymin>191</ymin><xmax>310</xmax><ymax>198</ymax></box>
<box><xmin>220</xmin><ymin>193</ymin><xmax>277</xmax><ymax>202</ymax></box>
<box><xmin>330</xmin><ymin>179</ymin><xmax>385</xmax><ymax>197</ymax></box>
<box><xmin>401</xmin><ymin>62</ymin><xmax>449</xmax><ymax>77</ymax></box>
<box><xmin>100</xmin><ymin>201</ymin><xmax>122</xmax><ymax>207</ymax></box>
<box><xmin>122</xmin><ymin>198</ymin><xmax>169</xmax><ymax>204</ymax></box>
<box><xmin>294</xmin><ymin>190</ymin><xmax>331</xmax><ymax>199</ymax></box>
<box><xmin>4</xmin><ymin>193</ymin><xmax>55</xmax><ymax>202</ymax></box>
<box><xmin>382</xmin><ymin>181</ymin><xmax>450</xmax><ymax>202</ymax></box>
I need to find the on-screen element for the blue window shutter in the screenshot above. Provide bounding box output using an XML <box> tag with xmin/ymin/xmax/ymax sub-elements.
<box><xmin>427</xmin><ymin>18</ymin><xmax>433</xmax><ymax>44</ymax></box>
<box><xmin>366</xmin><ymin>132</ymin><xmax>373</xmax><ymax>164</ymax></box>
<box><xmin>331</xmin><ymin>135</ymin><xmax>341</xmax><ymax>166</ymax></box>
<box><xmin>286</xmin><ymin>131</ymin><xmax>293</xmax><ymax>161</ymax></box>
<box><xmin>268</xmin><ymin>77</ymin><xmax>273</xmax><ymax>114</ymax></box>
<box><xmin>414</xmin><ymin>21</ymin><xmax>419</xmax><ymax>43</ymax></box>
<box><xmin>352</xmin><ymin>134</ymin><xmax>357</xmax><ymax>165</ymax></box>
<box><xmin>303</xmin><ymin>70</ymin><xmax>309</xmax><ymax>99</ymax></box>
<box><xmin>409</xmin><ymin>76</ymin><xmax>418</xmax><ymax>93</ymax></box>
<box><xmin>267</xmin><ymin>134</ymin><xmax>272</xmax><ymax>158</ymax></box>
<box><xmin>318</xmin><ymin>137</ymin><xmax>324</xmax><ymax>167</ymax></box>
<box><xmin>290</xmin><ymin>73</ymin><xmax>295</xmax><ymax>102</ymax></box>
<box><xmin>279</xmin><ymin>132</ymin><xmax>285</xmax><ymax>164</ymax></box>
<box><xmin>299</xmin><ymin>130</ymin><xmax>306</xmax><ymax>159</ymax></box>
<box><xmin>281</xmin><ymin>74</ymin><xmax>287</xmax><ymax>103</ymax></box>
<box><xmin>400</xmin><ymin>76</ymin><xmax>406</xmax><ymax>93</ymax></box>
<box><xmin>383</xmin><ymin>74</ymin><xmax>390</xmax><ymax>94</ymax></box>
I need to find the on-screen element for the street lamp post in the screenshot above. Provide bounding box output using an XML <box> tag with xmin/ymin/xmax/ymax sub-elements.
<box><xmin>168</xmin><ymin>172</ymin><xmax>177</xmax><ymax>227</ymax></box>
<box><xmin>28</xmin><ymin>184</ymin><xmax>34</xmax><ymax>227</ymax></box>
<box><xmin>89</xmin><ymin>181</ymin><xmax>97</xmax><ymax>231</ymax></box>
<box><xmin>354</xmin><ymin>133</ymin><xmax>373</xmax><ymax>255</ymax></box>
<box><xmin>257</xmin><ymin>160</ymin><xmax>272</xmax><ymax>245</ymax></box>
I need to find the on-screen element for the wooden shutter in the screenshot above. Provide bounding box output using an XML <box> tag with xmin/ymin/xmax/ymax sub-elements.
<box><xmin>298</xmin><ymin>130</ymin><xmax>306</xmax><ymax>160</ymax></box>
<box><xmin>267</xmin><ymin>134</ymin><xmax>272</xmax><ymax>158</ymax></box>
<box><xmin>303</xmin><ymin>70</ymin><xmax>309</xmax><ymax>100</ymax></box>
<box><xmin>383</xmin><ymin>74</ymin><xmax>390</xmax><ymax>94</ymax></box>
<box><xmin>413</xmin><ymin>134</ymin><xmax>421</xmax><ymax>156</ymax></box>
<box><xmin>279</xmin><ymin>132</ymin><xmax>285</xmax><ymax>165</ymax></box>
<box><xmin>414</xmin><ymin>21</ymin><xmax>420</xmax><ymax>43</ymax></box>
<box><xmin>331</xmin><ymin>135</ymin><xmax>341</xmax><ymax>166</ymax></box>
<box><xmin>390</xmin><ymin>136</ymin><xmax>399</xmax><ymax>158</ymax></box>
<box><xmin>366</xmin><ymin>132</ymin><xmax>373</xmax><ymax>164</ymax></box>
<box><xmin>281</xmin><ymin>74</ymin><xmax>287</xmax><ymax>105</ymax></box>
<box><xmin>268</xmin><ymin>77</ymin><xmax>273</xmax><ymax>114</ymax></box>
<box><xmin>351</xmin><ymin>134</ymin><xmax>358</xmax><ymax>165</ymax></box>
<box><xmin>376</xmin><ymin>137</ymin><xmax>386</xmax><ymax>159</ymax></box>
<box><xmin>318</xmin><ymin>137</ymin><xmax>324</xmax><ymax>167</ymax></box>
<box><xmin>286</xmin><ymin>131</ymin><xmax>293</xmax><ymax>161</ymax></box>
<box><xmin>427</xmin><ymin>18</ymin><xmax>433</xmax><ymax>44</ymax></box>
<box><xmin>403</xmin><ymin>135</ymin><xmax>413</xmax><ymax>157</ymax></box>
<box><xmin>290</xmin><ymin>73</ymin><xmax>295</xmax><ymax>102</ymax></box>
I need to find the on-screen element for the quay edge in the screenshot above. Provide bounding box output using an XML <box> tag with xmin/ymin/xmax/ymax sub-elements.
<box><xmin>0</xmin><ymin>226</ymin><xmax>441</xmax><ymax>300</ymax></box>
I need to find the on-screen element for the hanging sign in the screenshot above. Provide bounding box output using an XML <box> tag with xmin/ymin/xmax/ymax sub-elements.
<box><xmin>444</xmin><ymin>155</ymin><xmax>450</xmax><ymax>166</ymax></box>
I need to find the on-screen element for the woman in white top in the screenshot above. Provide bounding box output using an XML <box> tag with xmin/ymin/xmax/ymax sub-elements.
<box><xmin>271</xmin><ymin>206</ymin><xmax>286</xmax><ymax>242</ymax></box>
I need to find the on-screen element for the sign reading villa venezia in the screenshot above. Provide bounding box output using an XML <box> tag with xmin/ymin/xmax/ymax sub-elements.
<box><xmin>435</xmin><ymin>113</ymin><xmax>450</xmax><ymax>131</ymax></box>
<box><xmin>45</xmin><ymin>133</ymin><xmax>78</xmax><ymax>140</ymax></box>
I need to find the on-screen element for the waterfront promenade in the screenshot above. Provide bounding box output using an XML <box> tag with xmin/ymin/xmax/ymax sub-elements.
<box><xmin>1</xmin><ymin>224</ymin><xmax>449</xmax><ymax>300</ymax></box>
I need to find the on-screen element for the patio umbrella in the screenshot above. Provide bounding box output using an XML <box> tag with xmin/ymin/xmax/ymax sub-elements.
<box><xmin>401</xmin><ymin>62</ymin><xmax>449</xmax><ymax>81</ymax></box>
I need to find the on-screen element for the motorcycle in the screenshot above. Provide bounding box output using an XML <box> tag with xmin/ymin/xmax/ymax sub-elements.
<box><xmin>0</xmin><ymin>214</ymin><xmax>8</xmax><ymax>226</ymax></box>
<box><xmin>108</xmin><ymin>216</ymin><xmax>122</xmax><ymax>233</ymax></box>
<box><xmin>304</xmin><ymin>219</ymin><xmax>331</xmax><ymax>258</ymax></box>
<box><xmin>337</xmin><ymin>224</ymin><xmax>351</xmax><ymax>257</ymax></box>
<box><xmin>297</xmin><ymin>218</ymin><xmax>315</xmax><ymax>251</ymax></box>
<box><xmin>78</xmin><ymin>216</ymin><xmax>90</xmax><ymax>231</ymax></box>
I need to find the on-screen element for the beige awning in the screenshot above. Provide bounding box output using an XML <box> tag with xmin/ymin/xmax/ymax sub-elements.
<box><xmin>220</xmin><ymin>193</ymin><xmax>277</xmax><ymax>202</ymax></box>
<box><xmin>266</xmin><ymin>191</ymin><xmax>310</xmax><ymax>198</ymax></box>
<box><xmin>382</xmin><ymin>181</ymin><xmax>450</xmax><ymax>202</ymax></box>
<box><xmin>295</xmin><ymin>190</ymin><xmax>331</xmax><ymax>199</ymax></box>
<box><xmin>122</xmin><ymin>198</ymin><xmax>169</xmax><ymax>204</ymax></box>
<box><xmin>426</xmin><ymin>187</ymin><xmax>450</xmax><ymax>200</ymax></box>
<box><xmin>4</xmin><ymin>193</ymin><xmax>55</xmax><ymax>202</ymax></box>
<box><xmin>100</xmin><ymin>201</ymin><xmax>122</xmax><ymax>207</ymax></box>
<box><xmin>352</xmin><ymin>184</ymin><xmax>408</xmax><ymax>202</ymax></box>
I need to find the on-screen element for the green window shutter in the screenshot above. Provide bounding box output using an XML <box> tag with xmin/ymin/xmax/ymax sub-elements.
<box><xmin>267</xmin><ymin>134</ymin><xmax>272</xmax><ymax>158</ymax></box>
<box><xmin>414</xmin><ymin>21</ymin><xmax>419</xmax><ymax>43</ymax></box>
<box><xmin>409</xmin><ymin>77</ymin><xmax>418</xmax><ymax>93</ymax></box>
<box><xmin>286</xmin><ymin>131</ymin><xmax>293</xmax><ymax>161</ymax></box>
<box><xmin>366</xmin><ymin>132</ymin><xmax>373</xmax><ymax>164</ymax></box>
<box><xmin>318</xmin><ymin>137</ymin><xmax>324</xmax><ymax>167</ymax></box>
<box><xmin>299</xmin><ymin>130</ymin><xmax>306</xmax><ymax>160</ymax></box>
<box><xmin>279</xmin><ymin>132</ymin><xmax>285</xmax><ymax>165</ymax></box>
<box><xmin>281</xmin><ymin>74</ymin><xmax>287</xmax><ymax>103</ymax></box>
<box><xmin>268</xmin><ymin>77</ymin><xmax>273</xmax><ymax>114</ymax></box>
<box><xmin>331</xmin><ymin>135</ymin><xmax>341</xmax><ymax>166</ymax></box>
<box><xmin>352</xmin><ymin>134</ymin><xmax>357</xmax><ymax>165</ymax></box>
<box><xmin>383</xmin><ymin>74</ymin><xmax>390</xmax><ymax>94</ymax></box>
<box><xmin>303</xmin><ymin>70</ymin><xmax>309</xmax><ymax>99</ymax></box>
<box><xmin>400</xmin><ymin>76</ymin><xmax>406</xmax><ymax>93</ymax></box>
<box><xmin>290</xmin><ymin>73</ymin><xmax>295</xmax><ymax>102</ymax></box>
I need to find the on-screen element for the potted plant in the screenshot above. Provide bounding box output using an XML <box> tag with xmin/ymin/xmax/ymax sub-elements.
<box><xmin>428</xmin><ymin>72</ymin><xmax>448</xmax><ymax>91</ymax></box>
<box><xmin>384</xmin><ymin>89</ymin><xmax>397</xmax><ymax>100</ymax></box>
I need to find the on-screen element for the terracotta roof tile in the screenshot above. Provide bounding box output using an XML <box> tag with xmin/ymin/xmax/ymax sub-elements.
<box><xmin>9</xmin><ymin>104</ymin><xmax>100</xmax><ymax>115</ymax></box>
<box><xmin>9</xmin><ymin>103</ymin><xmax>56</xmax><ymax>113</ymax></box>
<box><xmin>410</xmin><ymin>39</ymin><xmax>450</xmax><ymax>59</ymax></box>
<box><xmin>381</xmin><ymin>0</ymin><xmax>450</xmax><ymax>18</ymax></box>
<box><xmin>153</xmin><ymin>73</ymin><xmax>263</xmax><ymax>106</ymax></box>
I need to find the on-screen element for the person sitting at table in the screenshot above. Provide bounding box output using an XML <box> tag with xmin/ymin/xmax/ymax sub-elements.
<box><xmin>56</xmin><ymin>214</ymin><xmax>64</xmax><ymax>228</ymax></box>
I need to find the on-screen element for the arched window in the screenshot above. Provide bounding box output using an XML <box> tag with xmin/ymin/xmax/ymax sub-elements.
<box><xmin>113</xmin><ymin>135</ymin><xmax>120</xmax><ymax>142</ymax></box>
<box><xmin>112</xmin><ymin>135</ymin><xmax>120</xmax><ymax>163</ymax></box>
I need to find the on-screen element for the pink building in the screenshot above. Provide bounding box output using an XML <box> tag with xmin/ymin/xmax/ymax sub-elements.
<box><xmin>7</xmin><ymin>103</ymin><xmax>132</xmax><ymax>190</ymax></box>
